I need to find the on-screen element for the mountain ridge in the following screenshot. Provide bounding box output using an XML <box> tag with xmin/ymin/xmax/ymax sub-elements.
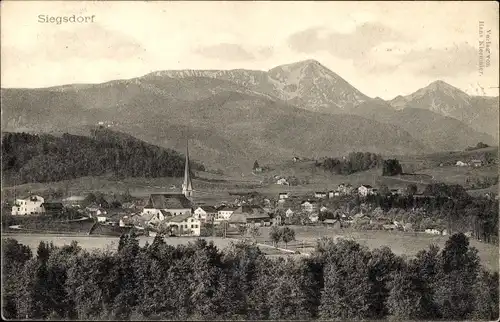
<box><xmin>1</xmin><ymin>59</ymin><xmax>497</xmax><ymax>171</ymax></box>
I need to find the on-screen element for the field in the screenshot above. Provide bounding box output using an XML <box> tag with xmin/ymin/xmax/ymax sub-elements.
<box><xmin>2</xmin><ymin>145</ymin><xmax>497</xmax><ymax>203</ymax></box>
<box><xmin>6</xmin><ymin>227</ymin><xmax>498</xmax><ymax>272</ymax></box>
<box><xmin>2</xmin><ymin>234</ymin><xmax>289</xmax><ymax>256</ymax></box>
<box><xmin>252</xmin><ymin>226</ymin><xmax>499</xmax><ymax>272</ymax></box>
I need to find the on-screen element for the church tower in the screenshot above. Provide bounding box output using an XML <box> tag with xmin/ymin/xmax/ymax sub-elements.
<box><xmin>182</xmin><ymin>139</ymin><xmax>194</xmax><ymax>198</ymax></box>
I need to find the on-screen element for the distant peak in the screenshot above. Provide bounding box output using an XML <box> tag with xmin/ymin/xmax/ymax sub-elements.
<box><xmin>272</xmin><ymin>59</ymin><xmax>325</xmax><ymax>71</ymax></box>
<box><xmin>427</xmin><ymin>80</ymin><xmax>457</xmax><ymax>90</ymax></box>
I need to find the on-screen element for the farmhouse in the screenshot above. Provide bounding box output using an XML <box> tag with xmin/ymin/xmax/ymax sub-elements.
<box><xmin>309</xmin><ymin>213</ymin><xmax>319</xmax><ymax>223</ymax></box>
<box><xmin>41</xmin><ymin>202</ymin><xmax>64</xmax><ymax>216</ymax></box>
<box><xmin>301</xmin><ymin>200</ymin><xmax>318</xmax><ymax>213</ymax></box>
<box><xmin>229</xmin><ymin>205</ymin><xmax>271</xmax><ymax>226</ymax></box>
<box><xmin>62</xmin><ymin>195</ymin><xmax>86</xmax><ymax>207</ymax></box>
<box><xmin>193</xmin><ymin>206</ymin><xmax>217</xmax><ymax>222</ymax></box>
<box><xmin>358</xmin><ymin>185</ymin><xmax>374</xmax><ymax>197</ymax></box>
<box><xmin>11</xmin><ymin>195</ymin><xmax>45</xmax><ymax>215</ymax></box>
<box><xmin>314</xmin><ymin>192</ymin><xmax>327</xmax><ymax>199</ymax></box>
<box><xmin>215</xmin><ymin>205</ymin><xmax>238</xmax><ymax>223</ymax></box>
<box><xmin>470</xmin><ymin>159</ymin><xmax>483</xmax><ymax>167</ymax></box>
<box><xmin>279</xmin><ymin>192</ymin><xmax>290</xmax><ymax>200</ymax></box>
<box><xmin>277</xmin><ymin>178</ymin><xmax>289</xmax><ymax>185</ymax></box>
<box><xmin>167</xmin><ymin>215</ymin><xmax>201</xmax><ymax>236</ymax></box>
<box><xmin>456</xmin><ymin>161</ymin><xmax>468</xmax><ymax>167</ymax></box>
<box><xmin>142</xmin><ymin>194</ymin><xmax>193</xmax><ymax>217</ymax></box>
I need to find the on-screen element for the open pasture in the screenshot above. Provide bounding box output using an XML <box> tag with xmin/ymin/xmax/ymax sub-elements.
<box><xmin>251</xmin><ymin>226</ymin><xmax>499</xmax><ymax>271</ymax></box>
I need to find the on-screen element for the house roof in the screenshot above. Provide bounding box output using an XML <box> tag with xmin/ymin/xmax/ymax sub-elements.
<box><xmin>168</xmin><ymin>214</ymin><xmax>193</xmax><ymax>223</ymax></box>
<box><xmin>218</xmin><ymin>205</ymin><xmax>238</xmax><ymax>212</ymax></box>
<box><xmin>231</xmin><ymin>205</ymin><xmax>269</xmax><ymax>220</ymax></box>
<box><xmin>197</xmin><ymin>206</ymin><xmax>217</xmax><ymax>213</ymax></box>
<box><xmin>145</xmin><ymin>194</ymin><xmax>193</xmax><ymax>209</ymax></box>
<box><xmin>42</xmin><ymin>202</ymin><xmax>63</xmax><ymax>210</ymax></box>
<box><xmin>19</xmin><ymin>195</ymin><xmax>44</xmax><ymax>201</ymax></box>
<box><xmin>360</xmin><ymin>185</ymin><xmax>373</xmax><ymax>188</ymax></box>
<box><xmin>63</xmin><ymin>196</ymin><xmax>86</xmax><ymax>201</ymax></box>
<box><xmin>160</xmin><ymin>210</ymin><xmax>172</xmax><ymax>217</ymax></box>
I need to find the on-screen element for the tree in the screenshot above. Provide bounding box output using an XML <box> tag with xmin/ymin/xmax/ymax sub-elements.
<box><xmin>378</xmin><ymin>184</ymin><xmax>390</xmax><ymax>196</ymax></box>
<box><xmin>382</xmin><ymin>159</ymin><xmax>403</xmax><ymax>176</ymax></box>
<box><xmin>406</xmin><ymin>184</ymin><xmax>418</xmax><ymax>196</ymax></box>
<box><xmin>433</xmin><ymin>233</ymin><xmax>480</xmax><ymax>319</ymax></box>
<box><xmin>281</xmin><ymin>227</ymin><xmax>295</xmax><ymax>248</ymax></box>
<box><xmin>238</xmin><ymin>224</ymin><xmax>248</xmax><ymax>237</ymax></box>
<box><xmin>387</xmin><ymin>268</ymin><xmax>425</xmax><ymax>319</ymax></box>
<box><xmin>253</xmin><ymin>160</ymin><xmax>260</xmax><ymax>170</ymax></box>
<box><xmin>269</xmin><ymin>226</ymin><xmax>282</xmax><ymax>247</ymax></box>
<box><xmin>248</xmin><ymin>224</ymin><xmax>261</xmax><ymax>241</ymax></box>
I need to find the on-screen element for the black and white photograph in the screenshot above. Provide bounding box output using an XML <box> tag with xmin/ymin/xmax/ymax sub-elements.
<box><xmin>1</xmin><ymin>1</ymin><xmax>499</xmax><ymax>321</ymax></box>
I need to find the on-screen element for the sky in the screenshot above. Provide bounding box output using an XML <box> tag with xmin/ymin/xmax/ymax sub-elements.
<box><xmin>1</xmin><ymin>1</ymin><xmax>499</xmax><ymax>99</ymax></box>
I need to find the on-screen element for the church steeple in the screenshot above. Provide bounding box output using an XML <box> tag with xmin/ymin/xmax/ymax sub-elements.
<box><xmin>182</xmin><ymin>139</ymin><xmax>193</xmax><ymax>198</ymax></box>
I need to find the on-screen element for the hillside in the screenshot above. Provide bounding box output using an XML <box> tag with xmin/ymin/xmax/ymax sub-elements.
<box><xmin>1</xmin><ymin>59</ymin><xmax>496</xmax><ymax>171</ymax></box>
<box><xmin>1</xmin><ymin>130</ymin><xmax>203</xmax><ymax>185</ymax></box>
<box><xmin>1</xmin><ymin>79</ymin><xmax>428</xmax><ymax>171</ymax></box>
<box><xmin>389</xmin><ymin>81</ymin><xmax>499</xmax><ymax>140</ymax></box>
<box><xmin>348</xmin><ymin>103</ymin><xmax>495</xmax><ymax>151</ymax></box>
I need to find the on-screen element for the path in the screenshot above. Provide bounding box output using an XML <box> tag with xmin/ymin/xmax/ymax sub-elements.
<box><xmin>226</xmin><ymin>237</ymin><xmax>308</xmax><ymax>255</ymax></box>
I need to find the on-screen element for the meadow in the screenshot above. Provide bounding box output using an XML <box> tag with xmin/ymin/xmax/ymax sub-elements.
<box><xmin>6</xmin><ymin>226</ymin><xmax>498</xmax><ymax>272</ymax></box>
<box><xmin>252</xmin><ymin>225</ymin><xmax>499</xmax><ymax>272</ymax></box>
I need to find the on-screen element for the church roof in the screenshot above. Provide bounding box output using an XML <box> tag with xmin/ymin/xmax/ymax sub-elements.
<box><xmin>182</xmin><ymin>140</ymin><xmax>193</xmax><ymax>192</ymax></box>
<box><xmin>145</xmin><ymin>194</ymin><xmax>193</xmax><ymax>209</ymax></box>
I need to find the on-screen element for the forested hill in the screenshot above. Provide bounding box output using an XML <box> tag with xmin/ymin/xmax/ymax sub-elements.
<box><xmin>1</xmin><ymin>129</ymin><xmax>204</xmax><ymax>185</ymax></box>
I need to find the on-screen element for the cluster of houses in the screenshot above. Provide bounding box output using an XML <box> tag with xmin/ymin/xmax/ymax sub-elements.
<box><xmin>455</xmin><ymin>159</ymin><xmax>484</xmax><ymax>167</ymax></box>
<box><xmin>10</xmin><ymin>195</ymin><xmax>63</xmax><ymax>216</ymax></box>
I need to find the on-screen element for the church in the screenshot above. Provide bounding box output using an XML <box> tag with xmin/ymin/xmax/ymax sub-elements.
<box><xmin>141</xmin><ymin>140</ymin><xmax>195</xmax><ymax>220</ymax></box>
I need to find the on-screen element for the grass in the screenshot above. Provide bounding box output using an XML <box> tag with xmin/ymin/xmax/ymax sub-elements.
<box><xmin>2</xmin><ymin>234</ymin><xmax>289</xmax><ymax>256</ymax></box>
<box><xmin>252</xmin><ymin>225</ymin><xmax>499</xmax><ymax>272</ymax></box>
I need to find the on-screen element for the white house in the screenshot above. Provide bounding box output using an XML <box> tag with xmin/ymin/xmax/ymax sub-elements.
<box><xmin>314</xmin><ymin>192</ymin><xmax>327</xmax><ymax>199</ymax></box>
<box><xmin>328</xmin><ymin>191</ymin><xmax>335</xmax><ymax>198</ymax></box>
<box><xmin>301</xmin><ymin>200</ymin><xmax>318</xmax><ymax>213</ymax></box>
<box><xmin>425</xmin><ymin>228</ymin><xmax>442</xmax><ymax>235</ymax></box>
<box><xmin>285</xmin><ymin>208</ymin><xmax>295</xmax><ymax>217</ymax></box>
<box><xmin>279</xmin><ymin>192</ymin><xmax>290</xmax><ymax>200</ymax></box>
<box><xmin>277</xmin><ymin>178</ymin><xmax>289</xmax><ymax>185</ymax></box>
<box><xmin>309</xmin><ymin>213</ymin><xmax>319</xmax><ymax>223</ymax></box>
<box><xmin>11</xmin><ymin>195</ymin><xmax>45</xmax><ymax>215</ymax></box>
<box><xmin>456</xmin><ymin>161</ymin><xmax>468</xmax><ymax>167</ymax></box>
<box><xmin>320</xmin><ymin>206</ymin><xmax>329</xmax><ymax>213</ymax></box>
<box><xmin>470</xmin><ymin>159</ymin><xmax>483</xmax><ymax>167</ymax></box>
<box><xmin>358</xmin><ymin>185</ymin><xmax>374</xmax><ymax>197</ymax></box>
<box><xmin>141</xmin><ymin>194</ymin><xmax>192</xmax><ymax>217</ymax></box>
<box><xmin>215</xmin><ymin>205</ymin><xmax>238</xmax><ymax>223</ymax></box>
<box><xmin>166</xmin><ymin>215</ymin><xmax>201</xmax><ymax>236</ymax></box>
<box><xmin>193</xmin><ymin>206</ymin><xmax>217</xmax><ymax>222</ymax></box>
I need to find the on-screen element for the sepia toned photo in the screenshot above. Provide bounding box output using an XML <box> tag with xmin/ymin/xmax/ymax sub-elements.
<box><xmin>1</xmin><ymin>1</ymin><xmax>499</xmax><ymax>321</ymax></box>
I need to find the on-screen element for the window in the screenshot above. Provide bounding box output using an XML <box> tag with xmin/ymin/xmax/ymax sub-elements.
<box><xmin>195</xmin><ymin>225</ymin><xmax>198</xmax><ymax>228</ymax></box>
<box><xmin>191</xmin><ymin>224</ymin><xmax>194</xmax><ymax>228</ymax></box>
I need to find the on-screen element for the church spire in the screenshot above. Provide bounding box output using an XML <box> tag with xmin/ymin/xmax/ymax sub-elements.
<box><xmin>182</xmin><ymin>139</ymin><xmax>193</xmax><ymax>198</ymax></box>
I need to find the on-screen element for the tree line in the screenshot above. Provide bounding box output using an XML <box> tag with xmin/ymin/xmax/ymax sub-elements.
<box><xmin>1</xmin><ymin>131</ymin><xmax>204</xmax><ymax>185</ymax></box>
<box><xmin>2</xmin><ymin>233</ymin><xmax>498</xmax><ymax>321</ymax></box>
<box><xmin>320</xmin><ymin>152</ymin><xmax>383</xmax><ymax>175</ymax></box>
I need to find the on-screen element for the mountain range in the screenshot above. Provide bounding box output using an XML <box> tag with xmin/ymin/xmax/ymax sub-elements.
<box><xmin>1</xmin><ymin>59</ymin><xmax>497</xmax><ymax>172</ymax></box>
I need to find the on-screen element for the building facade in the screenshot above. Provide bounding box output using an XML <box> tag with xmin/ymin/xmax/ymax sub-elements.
<box><xmin>11</xmin><ymin>195</ymin><xmax>45</xmax><ymax>215</ymax></box>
